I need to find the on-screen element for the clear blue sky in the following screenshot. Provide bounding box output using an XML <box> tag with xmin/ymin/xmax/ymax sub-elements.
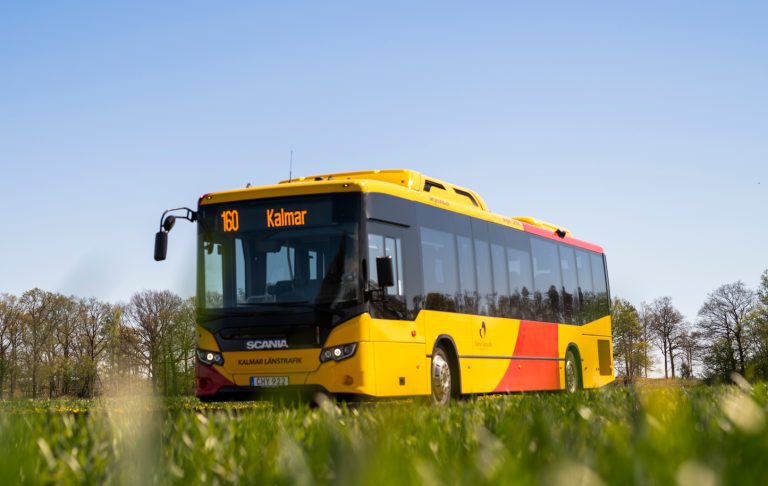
<box><xmin>1</xmin><ymin>1</ymin><xmax>766</xmax><ymax>325</ymax></box>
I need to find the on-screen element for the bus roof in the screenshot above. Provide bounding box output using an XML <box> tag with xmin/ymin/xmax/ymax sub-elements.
<box><xmin>199</xmin><ymin>169</ymin><xmax>604</xmax><ymax>253</ymax></box>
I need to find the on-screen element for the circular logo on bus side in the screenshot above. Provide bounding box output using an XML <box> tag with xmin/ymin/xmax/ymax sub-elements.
<box><xmin>479</xmin><ymin>322</ymin><xmax>487</xmax><ymax>339</ymax></box>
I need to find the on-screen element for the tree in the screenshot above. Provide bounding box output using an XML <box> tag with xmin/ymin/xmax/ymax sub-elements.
<box><xmin>697</xmin><ymin>281</ymin><xmax>755</xmax><ymax>378</ymax></box>
<box><xmin>19</xmin><ymin>289</ymin><xmax>59</xmax><ymax>398</ymax></box>
<box><xmin>0</xmin><ymin>294</ymin><xmax>23</xmax><ymax>398</ymax></box>
<box><xmin>676</xmin><ymin>328</ymin><xmax>701</xmax><ymax>379</ymax></box>
<box><xmin>125</xmin><ymin>290</ymin><xmax>183</xmax><ymax>392</ymax></box>
<box><xmin>76</xmin><ymin>298</ymin><xmax>113</xmax><ymax>397</ymax></box>
<box><xmin>647</xmin><ymin>297</ymin><xmax>684</xmax><ymax>378</ymax></box>
<box><xmin>51</xmin><ymin>295</ymin><xmax>79</xmax><ymax>396</ymax></box>
<box><xmin>637</xmin><ymin>302</ymin><xmax>654</xmax><ymax>378</ymax></box>
<box><xmin>164</xmin><ymin>297</ymin><xmax>196</xmax><ymax>395</ymax></box>
<box><xmin>611</xmin><ymin>298</ymin><xmax>651</xmax><ymax>380</ymax></box>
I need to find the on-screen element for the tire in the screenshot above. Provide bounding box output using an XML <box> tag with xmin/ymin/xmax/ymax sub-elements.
<box><xmin>431</xmin><ymin>345</ymin><xmax>456</xmax><ymax>405</ymax></box>
<box><xmin>564</xmin><ymin>349</ymin><xmax>581</xmax><ymax>393</ymax></box>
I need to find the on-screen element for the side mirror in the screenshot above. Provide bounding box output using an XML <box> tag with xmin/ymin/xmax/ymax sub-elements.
<box><xmin>154</xmin><ymin>231</ymin><xmax>168</xmax><ymax>261</ymax></box>
<box><xmin>376</xmin><ymin>256</ymin><xmax>395</xmax><ymax>288</ymax></box>
<box><xmin>154</xmin><ymin>207</ymin><xmax>197</xmax><ymax>262</ymax></box>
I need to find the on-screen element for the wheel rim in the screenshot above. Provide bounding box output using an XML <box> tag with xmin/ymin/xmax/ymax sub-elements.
<box><xmin>431</xmin><ymin>354</ymin><xmax>452</xmax><ymax>404</ymax></box>
<box><xmin>565</xmin><ymin>358</ymin><xmax>577</xmax><ymax>393</ymax></box>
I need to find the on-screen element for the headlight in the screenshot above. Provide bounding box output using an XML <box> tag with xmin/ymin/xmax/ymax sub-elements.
<box><xmin>197</xmin><ymin>349</ymin><xmax>224</xmax><ymax>366</ymax></box>
<box><xmin>319</xmin><ymin>343</ymin><xmax>357</xmax><ymax>363</ymax></box>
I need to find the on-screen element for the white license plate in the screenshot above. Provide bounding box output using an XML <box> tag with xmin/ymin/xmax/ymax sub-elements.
<box><xmin>250</xmin><ymin>376</ymin><xmax>289</xmax><ymax>387</ymax></box>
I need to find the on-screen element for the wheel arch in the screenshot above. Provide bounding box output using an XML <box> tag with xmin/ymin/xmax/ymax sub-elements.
<box><xmin>565</xmin><ymin>342</ymin><xmax>583</xmax><ymax>389</ymax></box>
<box><xmin>430</xmin><ymin>334</ymin><xmax>462</xmax><ymax>395</ymax></box>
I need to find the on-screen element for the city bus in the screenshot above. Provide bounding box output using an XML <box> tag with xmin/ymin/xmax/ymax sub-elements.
<box><xmin>154</xmin><ymin>169</ymin><xmax>613</xmax><ymax>404</ymax></box>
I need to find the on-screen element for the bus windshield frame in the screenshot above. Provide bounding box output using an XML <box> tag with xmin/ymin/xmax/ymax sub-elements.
<box><xmin>196</xmin><ymin>193</ymin><xmax>362</xmax><ymax>316</ymax></box>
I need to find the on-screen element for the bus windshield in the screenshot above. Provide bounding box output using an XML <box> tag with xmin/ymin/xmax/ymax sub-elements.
<box><xmin>197</xmin><ymin>194</ymin><xmax>361</xmax><ymax>311</ymax></box>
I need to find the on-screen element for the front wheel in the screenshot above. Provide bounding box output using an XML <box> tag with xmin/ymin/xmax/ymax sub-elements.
<box><xmin>431</xmin><ymin>346</ymin><xmax>455</xmax><ymax>405</ymax></box>
<box><xmin>564</xmin><ymin>350</ymin><xmax>581</xmax><ymax>393</ymax></box>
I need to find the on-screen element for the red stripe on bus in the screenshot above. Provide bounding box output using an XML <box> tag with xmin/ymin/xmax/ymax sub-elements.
<box><xmin>522</xmin><ymin>223</ymin><xmax>604</xmax><ymax>253</ymax></box>
<box><xmin>493</xmin><ymin>321</ymin><xmax>560</xmax><ymax>392</ymax></box>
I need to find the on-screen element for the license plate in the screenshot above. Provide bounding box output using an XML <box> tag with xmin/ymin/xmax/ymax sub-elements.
<box><xmin>250</xmin><ymin>376</ymin><xmax>289</xmax><ymax>387</ymax></box>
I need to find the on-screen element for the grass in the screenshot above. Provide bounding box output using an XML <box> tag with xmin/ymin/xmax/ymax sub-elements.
<box><xmin>0</xmin><ymin>383</ymin><xmax>766</xmax><ymax>485</ymax></box>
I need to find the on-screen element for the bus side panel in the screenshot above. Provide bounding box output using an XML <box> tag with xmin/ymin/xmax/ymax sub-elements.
<box><xmin>372</xmin><ymin>342</ymin><xmax>428</xmax><ymax>396</ymax></box>
<box><xmin>558</xmin><ymin>315</ymin><xmax>614</xmax><ymax>389</ymax></box>
<box><xmin>421</xmin><ymin>310</ymin><xmax>473</xmax><ymax>394</ymax></box>
<box><xmin>492</xmin><ymin>320</ymin><xmax>560</xmax><ymax>392</ymax></box>
<box><xmin>369</xmin><ymin>316</ymin><xmax>428</xmax><ymax>396</ymax></box>
<box><xmin>463</xmin><ymin>316</ymin><xmax>520</xmax><ymax>394</ymax></box>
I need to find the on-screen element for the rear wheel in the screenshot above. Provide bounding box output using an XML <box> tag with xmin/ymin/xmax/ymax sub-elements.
<box><xmin>431</xmin><ymin>346</ymin><xmax>455</xmax><ymax>405</ymax></box>
<box><xmin>564</xmin><ymin>350</ymin><xmax>581</xmax><ymax>393</ymax></box>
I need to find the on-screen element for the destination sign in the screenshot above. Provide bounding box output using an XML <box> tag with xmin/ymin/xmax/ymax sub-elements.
<box><xmin>199</xmin><ymin>194</ymin><xmax>359</xmax><ymax>234</ymax></box>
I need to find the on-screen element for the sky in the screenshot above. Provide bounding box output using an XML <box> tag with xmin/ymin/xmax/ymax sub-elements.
<box><xmin>1</xmin><ymin>1</ymin><xmax>766</xmax><ymax>326</ymax></box>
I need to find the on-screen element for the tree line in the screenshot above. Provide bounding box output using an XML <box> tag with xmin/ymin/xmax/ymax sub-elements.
<box><xmin>2</xmin><ymin>270</ymin><xmax>767</xmax><ymax>398</ymax></box>
<box><xmin>612</xmin><ymin>269</ymin><xmax>768</xmax><ymax>382</ymax></box>
<box><xmin>0</xmin><ymin>289</ymin><xmax>195</xmax><ymax>399</ymax></box>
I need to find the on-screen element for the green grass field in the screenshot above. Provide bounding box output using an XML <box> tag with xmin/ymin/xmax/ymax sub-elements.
<box><xmin>1</xmin><ymin>383</ymin><xmax>766</xmax><ymax>485</ymax></box>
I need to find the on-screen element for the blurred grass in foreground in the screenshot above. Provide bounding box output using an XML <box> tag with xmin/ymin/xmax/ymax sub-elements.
<box><xmin>0</xmin><ymin>383</ymin><xmax>766</xmax><ymax>485</ymax></box>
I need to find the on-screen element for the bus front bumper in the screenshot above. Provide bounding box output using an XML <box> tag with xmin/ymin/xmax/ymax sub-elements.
<box><xmin>195</xmin><ymin>341</ymin><xmax>375</xmax><ymax>399</ymax></box>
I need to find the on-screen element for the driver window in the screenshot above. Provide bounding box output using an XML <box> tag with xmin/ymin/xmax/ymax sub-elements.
<box><xmin>368</xmin><ymin>233</ymin><xmax>404</xmax><ymax>296</ymax></box>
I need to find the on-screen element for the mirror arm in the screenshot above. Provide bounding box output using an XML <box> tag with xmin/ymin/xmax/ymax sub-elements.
<box><xmin>158</xmin><ymin>207</ymin><xmax>198</xmax><ymax>232</ymax></box>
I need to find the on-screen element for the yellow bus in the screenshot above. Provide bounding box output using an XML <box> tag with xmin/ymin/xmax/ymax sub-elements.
<box><xmin>154</xmin><ymin>169</ymin><xmax>613</xmax><ymax>403</ymax></box>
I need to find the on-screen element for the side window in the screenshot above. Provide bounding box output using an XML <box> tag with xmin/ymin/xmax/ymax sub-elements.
<box><xmin>575</xmin><ymin>249</ymin><xmax>594</xmax><ymax>323</ymax></box>
<box><xmin>456</xmin><ymin>234</ymin><xmax>480</xmax><ymax>314</ymax></box>
<box><xmin>491</xmin><ymin>243</ymin><xmax>509</xmax><ymax>317</ymax></box>
<box><xmin>531</xmin><ymin>237</ymin><xmax>563</xmax><ymax>323</ymax></box>
<box><xmin>472</xmin><ymin>220</ymin><xmax>493</xmax><ymax>316</ymax></box>
<box><xmin>506</xmin><ymin>230</ymin><xmax>534</xmax><ymax>320</ymax></box>
<box><xmin>368</xmin><ymin>233</ymin><xmax>384</xmax><ymax>286</ymax></box>
<box><xmin>559</xmin><ymin>245</ymin><xmax>578</xmax><ymax>325</ymax></box>
<box><xmin>456</xmin><ymin>235</ymin><xmax>477</xmax><ymax>297</ymax></box>
<box><xmin>385</xmin><ymin>236</ymin><xmax>404</xmax><ymax>296</ymax></box>
<box><xmin>474</xmin><ymin>238</ymin><xmax>492</xmax><ymax>315</ymax></box>
<box><xmin>368</xmin><ymin>233</ymin><xmax>404</xmax><ymax>296</ymax></box>
<box><xmin>420</xmin><ymin>227</ymin><xmax>459</xmax><ymax>310</ymax></box>
<box><xmin>591</xmin><ymin>253</ymin><xmax>609</xmax><ymax>318</ymax></box>
<box><xmin>203</xmin><ymin>242</ymin><xmax>224</xmax><ymax>307</ymax></box>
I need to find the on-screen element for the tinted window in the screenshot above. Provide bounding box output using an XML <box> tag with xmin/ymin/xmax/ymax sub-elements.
<box><xmin>472</xmin><ymin>220</ymin><xmax>493</xmax><ymax>316</ymax></box>
<box><xmin>506</xmin><ymin>230</ymin><xmax>534</xmax><ymax>320</ymax></box>
<box><xmin>559</xmin><ymin>245</ymin><xmax>578</xmax><ymax>324</ymax></box>
<box><xmin>591</xmin><ymin>253</ymin><xmax>610</xmax><ymax>319</ymax></box>
<box><xmin>491</xmin><ymin>243</ymin><xmax>509</xmax><ymax>316</ymax></box>
<box><xmin>474</xmin><ymin>237</ymin><xmax>492</xmax><ymax>315</ymax></box>
<box><xmin>368</xmin><ymin>233</ymin><xmax>404</xmax><ymax>297</ymax></box>
<box><xmin>455</xmin><ymin>235</ymin><xmax>479</xmax><ymax>314</ymax></box>
<box><xmin>591</xmin><ymin>253</ymin><xmax>607</xmax><ymax>295</ymax></box>
<box><xmin>420</xmin><ymin>227</ymin><xmax>458</xmax><ymax>311</ymax></box>
<box><xmin>531</xmin><ymin>237</ymin><xmax>562</xmax><ymax>323</ymax></box>
<box><xmin>457</xmin><ymin>235</ymin><xmax>477</xmax><ymax>295</ymax></box>
<box><xmin>575</xmin><ymin>250</ymin><xmax>593</xmax><ymax>294</ymax></box>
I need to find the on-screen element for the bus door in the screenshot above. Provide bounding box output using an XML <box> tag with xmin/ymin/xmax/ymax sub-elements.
<box><xmin>366</xmin><ymin>221</ymin><xmax>427</xmax><ymax>395</ymax></box>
